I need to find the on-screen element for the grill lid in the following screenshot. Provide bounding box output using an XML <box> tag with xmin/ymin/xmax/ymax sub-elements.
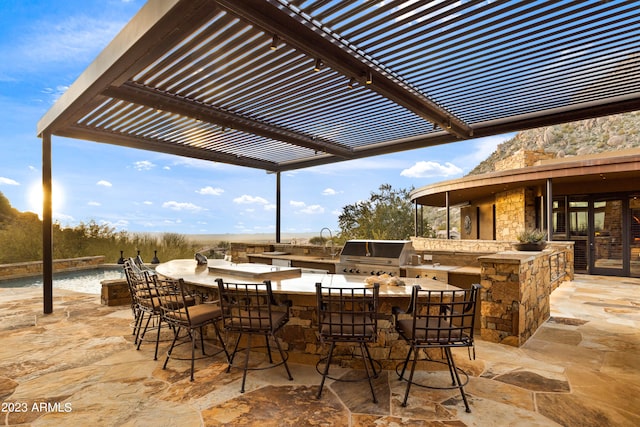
<box><xmin>339</xmin><ymin>240</ymin><xmax>415</xmax><ymax>266</ymax></box>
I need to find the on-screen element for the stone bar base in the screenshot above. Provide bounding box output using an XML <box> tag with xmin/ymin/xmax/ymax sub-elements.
<box><xmin>478</xmin><ymin>242</ymin><xmax>573</xmax><ymax>346</ymax></box>
<box><xmin>101</xmin><ymin>279</ymin><xmax>131</xmax><ymax>307</ymax></box>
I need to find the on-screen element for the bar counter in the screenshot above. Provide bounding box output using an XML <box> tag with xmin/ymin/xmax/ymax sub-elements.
<box><xmin>155</xmin><ymin>259</ymin><xmax>458</xmax><ymax>296</ymax></box>
<box><xmin>155</xmin><ymin>259</ymin><xmax>460</xmax><ymax>367</ymax></box>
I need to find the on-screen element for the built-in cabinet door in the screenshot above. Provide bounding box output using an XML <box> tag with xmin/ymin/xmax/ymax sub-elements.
<box><xmin>590</xmin><ymin>199</ymin><xmax>624</xmax><ymax>275</ymax></box>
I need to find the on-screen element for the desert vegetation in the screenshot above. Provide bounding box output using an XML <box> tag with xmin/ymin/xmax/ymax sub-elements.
<box><xmin>0</xmin><ymin>191</ymin><xmax>228</xmax><ymax>264</ymax></box>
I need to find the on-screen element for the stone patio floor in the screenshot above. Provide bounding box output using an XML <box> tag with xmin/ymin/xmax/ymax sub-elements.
<box><xmin>1</xmin><ymin>274</ymin><xmax>639</xmax><ymax>426</ymax></box>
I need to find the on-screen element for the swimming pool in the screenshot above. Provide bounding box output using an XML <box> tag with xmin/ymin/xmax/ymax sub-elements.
<box><xmin>0</xmin><ymin>267</ymin><xmax>125</xmax><ymax>295</ymax></box>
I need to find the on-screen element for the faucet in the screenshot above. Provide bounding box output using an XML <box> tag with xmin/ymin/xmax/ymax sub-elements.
<box><xmin>320</xmin><ymin>227</ymin><xmax>338</xmax><ymax>258</ymax></box>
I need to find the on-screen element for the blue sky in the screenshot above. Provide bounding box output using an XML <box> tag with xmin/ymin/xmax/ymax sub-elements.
<box><xmin>0</xmin><ymin>0</ymin><xmax>514</xmax><ymax>236</ymax></box>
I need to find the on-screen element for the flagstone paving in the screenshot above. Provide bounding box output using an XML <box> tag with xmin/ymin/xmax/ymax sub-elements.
<box><xmin>1</xmin><ymin>274</ymin><xmax>638</xmax><ymax>426</ymax></box>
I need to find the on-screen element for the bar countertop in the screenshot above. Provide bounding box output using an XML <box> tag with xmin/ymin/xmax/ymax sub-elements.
<box><xmin>155</xmin><ymin>259</ymin><xmax>459</xmax><ymax>297</ymax></box>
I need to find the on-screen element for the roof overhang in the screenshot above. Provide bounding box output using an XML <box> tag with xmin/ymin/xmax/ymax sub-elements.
<box><xmin>411</xmin><ymin>149</ymin><xmax>640</xmax><ymax>207</ymax></box>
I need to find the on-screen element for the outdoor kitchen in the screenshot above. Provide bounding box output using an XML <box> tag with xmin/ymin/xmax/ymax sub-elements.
<box><xmin>230</xmin><ymin>237</ymin><xmax>574</xmax><ymax>346</ymax></box>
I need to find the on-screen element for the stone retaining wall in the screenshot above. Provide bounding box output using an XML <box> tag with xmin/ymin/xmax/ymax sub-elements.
<box><xmin>0</xmin><ymin>256</ymin><xmax>106</xmax><ymax>280</ymax></box>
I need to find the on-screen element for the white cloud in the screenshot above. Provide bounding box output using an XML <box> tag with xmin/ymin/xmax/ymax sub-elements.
<box><xmin>400</xmin><ymin>161</ymin><xmax>463</xmax><ymax>178</ymax></box>
<box><xmin>98</xmin><ymin>219</ymin><xmax>129</xmax><ymax>231</ymax></box>
<box><xmin>41</xmin><ymin>85</ymin><xmax>69</xmax><ymax>103</ymax></box>
<box><xmin>264</xmin><ymin>203</ymin><xmax>276</xmax><ymax>211</ymax></box>
<box><xmin>6</xmin><ymin>16</ymin><xmax>128</xmax><ymax>75</ymax></box>
<box><xmin>162</xmin><ymin>201</ymin><xmax>205</xmax><ymax>212</ymax></box>
<box><xmin>288</xmin><ymin>200</ymin><xmax>325</xmax><ymax>214</ymax></box>
<box><xmin>307</xmin><ymin>157</ymin><xmax>406</xmax><ymax>175</ymax></box>
<box><xmin>88</xmin><ymin>201</ymin><xmax>101</xmax><ymax>206</ymax></box>
<box><xmin>197</xmin><ymin>186</ymin><xmax>224</xmax><ymax>196</ymax></box>
<box><xmin>171</xmin><ymin>156</ymin><xmax>230</xmax><ymax>171</ymax></box>
<box><xmin>134</xmin><ymin>160</ymin><xmax>155</xmax><ymax>171</ymax></box>
<box><xmin>53</xmin><ymin>212</ymin><xmax>75</xmax><ymax>224</ymax></box>
<box><xmin>234</xmin><ymin>195</ymin><xmax>269</xmax><ymax>205</ymax></box>
<box><xmin>300</xmin><ymin>204</ymin><xmax>325</xmax><ymax>215</ymax></box>
<box><xmin>322</xmin><ymin>188</ymin><xmax>339</xmax><ymax>196</ymax></box>
<box><xmin>143</xmin><ymin>201</ymin><xmax>153</xmax><ymax>205</ymax></box>
<box><xmin>96</xmin><ymin>180</ymin><xmax>112</xmax><ymax>187</ymax></box>
<box><xmin>0</xmin><ymin>177</ymin><xmax>19</xmax><ymax>186</ymax></box>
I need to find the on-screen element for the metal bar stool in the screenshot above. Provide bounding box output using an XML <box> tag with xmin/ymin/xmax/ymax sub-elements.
<box><xmin>315</xmin><ymin>282</ymin><xmax>380</xmax><ymax>403</ymax></box>
<box><xmin>393</xmin><ymin>283</ymin><xmax>481</xmax><ymax>412</ymax></box>
<box><xmin>216</xmin><ymin>278</ymin><xmax>294</xmax><ymax>393</ymax></box>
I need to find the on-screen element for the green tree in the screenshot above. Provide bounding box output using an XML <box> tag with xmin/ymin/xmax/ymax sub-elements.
<box><xmin>337</xmin><ymin>184</ymin><xmax>433</xmax><ymax>241</ymax></box>
<box><xmin>0</xmin><ymin>212</ymin><xmax>42</xmax><ymax>262</ymax></box>
<box><xmin>0</xmin><ymin>191</ymin><xmax>19</xmax><ymax>224</ymax></box>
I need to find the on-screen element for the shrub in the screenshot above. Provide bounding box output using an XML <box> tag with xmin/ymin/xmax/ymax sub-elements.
<box><xmin>516</xmin><ymin>228</ymin><xmax>547</xmax><ymax>243</ymax></box>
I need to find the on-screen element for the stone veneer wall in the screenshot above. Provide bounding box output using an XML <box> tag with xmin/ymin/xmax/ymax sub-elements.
<box><xmin>410</xmin><ymin>236</ymin><xmax>513</xmax><ymax>253</ymax></box>
<box><xmin>0</xmin><ymin>256</ymin><xmax>106</xmax><ymax>280</ymax></box>
<box><xmin>494</xmin><ymin>149</ymin><xmax>555</xmax><ymax>171</ymax></box>
<box><xmin>494</xmin><ymin>189</ymin><xmax>527</xmax><ymax>241</ymax></box>
<box><xmin>230</xmin><ymin>242</ymin><xmax>333</xmax><ymax>263</ymax></box>
<box><xmin>478</xmin><ymin>242</ymin><xmax>574</xmax><ymax>346</ymax></box>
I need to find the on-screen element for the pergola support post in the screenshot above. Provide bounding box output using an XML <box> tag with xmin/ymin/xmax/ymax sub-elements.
<box><xmin>414</xmin><ymin>200</ymin><xmax>418</xmax><ymax>237</ymax></box>
<box><xmin>446</xmin><ymin>191</ymin><xmax>450</xmax><ymax>240</ymax></box>
<box><xmin>42</xmin><ymin>132</ymin><xmax>53</xmax><ymax>314</ymax></box>
<box><xmin>276</xmin><ymin>171</ymin><xmax>281</xmax><ymax>243</ymax></box>
<box><xmin>546</xmin><ymin>178</ymin><xmax>553</xmax><ymax>241</ymax></box>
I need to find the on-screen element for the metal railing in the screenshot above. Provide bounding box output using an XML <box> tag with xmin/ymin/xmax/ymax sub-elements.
<box><xmin>549</xmin><ymin>250</ymin><xmax>567</xmax><ymax>285</ymax></box>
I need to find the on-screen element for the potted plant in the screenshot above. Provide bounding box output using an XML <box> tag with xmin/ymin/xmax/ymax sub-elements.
<box><xmin>513</xmin><ymin>228</ymin><xmax>547</xmax><ymax>251</ymax></box>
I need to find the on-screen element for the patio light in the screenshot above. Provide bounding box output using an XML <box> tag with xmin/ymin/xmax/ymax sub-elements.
<box><xmin>270</xmin><ymin>34</ymin><xmax>279</xmax><ymax>50</ymax></box>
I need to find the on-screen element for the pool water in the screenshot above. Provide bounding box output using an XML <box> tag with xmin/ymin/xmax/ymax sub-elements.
<box><xmin>0</xmin><ymin>267</ymin><xmax>125</xmax><ymax>295</ymax></box>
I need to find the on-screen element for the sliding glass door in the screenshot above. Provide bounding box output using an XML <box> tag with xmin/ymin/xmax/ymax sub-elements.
<box><xmin>590</xmin><ymin>198</ymin><xmax>624</xmax><ymax>275</ymax></box>
<box><xmin>630</xmin><ymin>197</ymin><xmax>640</xmax><ymax>278</ymax></box>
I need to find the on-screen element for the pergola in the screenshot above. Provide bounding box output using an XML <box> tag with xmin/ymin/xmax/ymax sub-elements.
<box><xmin>37</xmin><ymin>0</ymin><xmax>640</xmax><ymax>312</ymax></box>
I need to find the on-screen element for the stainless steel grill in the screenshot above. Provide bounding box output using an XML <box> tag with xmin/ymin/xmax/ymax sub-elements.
<box><xmin>337</xmin><ymin>240</ymin><xmax>416</xmax><ymax>277</ymax></box>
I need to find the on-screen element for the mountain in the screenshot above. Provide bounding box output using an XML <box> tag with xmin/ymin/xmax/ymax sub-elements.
<box><xmin>468</xmin><ymin>111</ymin><xmax>640</xmax><ymax>175</ymax></box>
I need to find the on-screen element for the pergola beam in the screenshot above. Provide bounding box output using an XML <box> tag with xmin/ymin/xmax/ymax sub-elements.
<box><xmin>59</xmin><ymin>125</ymin><xmax>279</xmax><ymax>171</ymax></box>
<box><xmin>104</xmin><ymin>83</ymin><xmax>354</xmax><ymax>158</ymax></box>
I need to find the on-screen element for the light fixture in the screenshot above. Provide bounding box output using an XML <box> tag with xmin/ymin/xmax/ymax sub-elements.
<box><xmin>270</xmin><ymin>34</ymin><xmax>279</xmax><ymax>51</ymax></box>
<box><xmin>314</xmin><ymin>58</ymin><xmax>323</xmax><ymax>72</ymax></box>
<box><xmin>446</xmin><ymin>117</ymin><xmax>452</xmax><ymax>129</ymax></box>
<box><xmin>365</xmin><ymin>70</ymin><xmax>373</xmax><ymax>84</ymax></box>
<box><xmin>347</xmin><ymin>77</ymin><xmax>356</xmax><ymax>89</ymax></box>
